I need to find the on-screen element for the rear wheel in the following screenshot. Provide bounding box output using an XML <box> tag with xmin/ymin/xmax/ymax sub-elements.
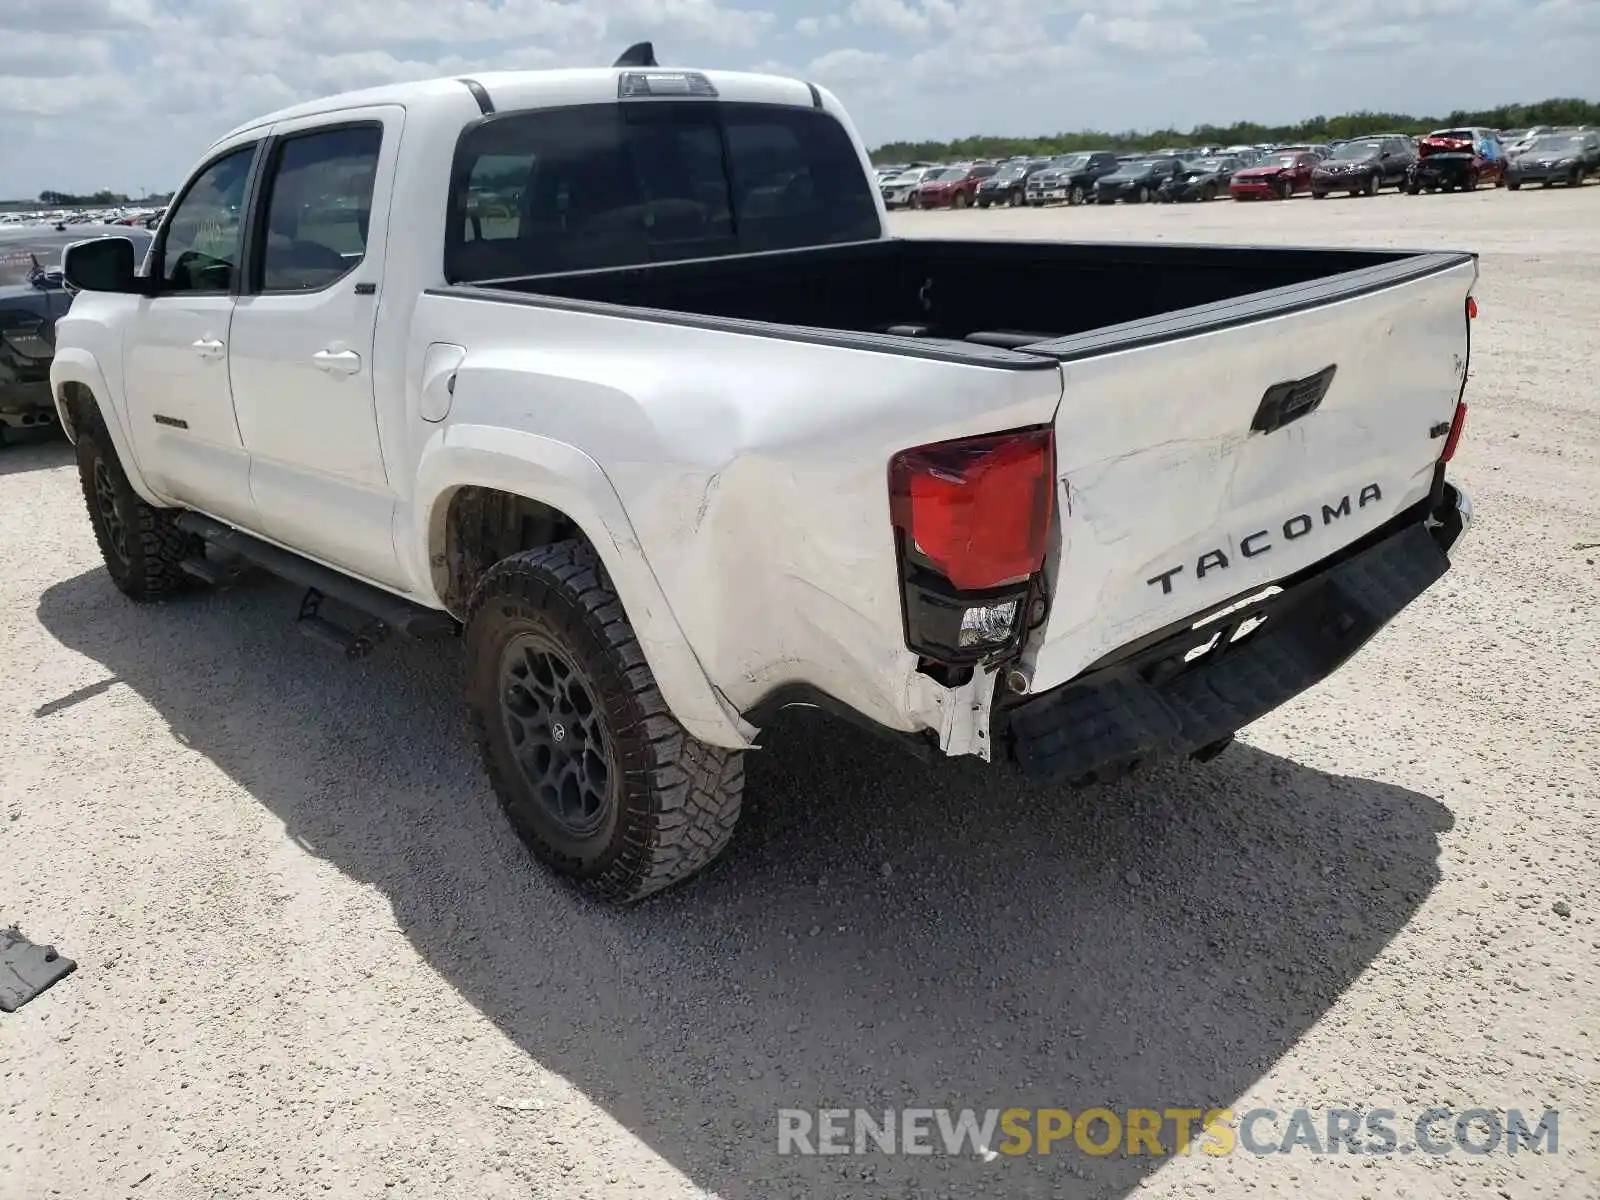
<box><xmin>1465</xmin><ymin>169</ymin><xmax>1479</xmax><ymax>191</ymax></box>
<box><xmin>1313</xmin><ymin>190</ymin><xmax>1327</xmax><ymax>199</ymax></box>
<box><xmin>465</xmin><ymin>542</ymin><xmax>745</xmax><ymax>904</ymax></box>
<box><xmin>1507</xmin><ymin>179</ymin><xmax>1521</xmax><ymax>190</ymax></box>
<box><xmin>74</xmin><ymin>414</ymin><xmax>197</xmax><ymax>600</ymax></box>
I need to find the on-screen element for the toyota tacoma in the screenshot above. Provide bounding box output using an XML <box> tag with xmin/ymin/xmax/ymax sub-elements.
<box><xmin>51</xmin><ymin>46</ymin><xmax>1478</xmax><ymax>903</ymax></box>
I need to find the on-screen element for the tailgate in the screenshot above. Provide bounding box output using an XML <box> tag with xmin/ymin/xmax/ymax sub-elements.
<box><xmin>1021</xmin><ymin>252</ymin><xmax>1476</xmax><ymax>693</ymax></box>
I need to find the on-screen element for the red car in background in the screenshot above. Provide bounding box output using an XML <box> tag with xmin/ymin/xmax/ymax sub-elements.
<box><xmin>912</xmin><ymin>164</ymin><xmax>998</xmax><ymax>209</ymax></box>
<box><xmin>1229</xmin><ymin>152</ymin><xmax>1319</xmax><ymax>200</ymax></box>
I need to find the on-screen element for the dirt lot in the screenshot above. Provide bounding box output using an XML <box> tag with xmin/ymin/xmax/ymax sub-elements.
<box><xmin>3</xmin><ymin>186</ymin><xmax>1596</xmax><ymax>1200</ymax></box>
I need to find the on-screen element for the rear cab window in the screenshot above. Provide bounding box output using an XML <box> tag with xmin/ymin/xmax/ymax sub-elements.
<box><xmin>446</xmin><ymin>101</ymin><xmax>882</xmax><ymax>282</ymax></box>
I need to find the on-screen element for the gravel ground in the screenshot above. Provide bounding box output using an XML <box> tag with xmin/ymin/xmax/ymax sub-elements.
<box><xmin>2</xmin><ymin>185</ymin><xmax>1596</xmax><ymax>1200</ymax></box>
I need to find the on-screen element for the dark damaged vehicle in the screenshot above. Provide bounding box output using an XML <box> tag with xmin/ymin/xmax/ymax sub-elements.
<box><xmin>976</xmin><ymin>160</ymin><xmax>1049</xmax><ymax>208</ymax></box>
<box><xmin>1157</xmin><ymin>156</ymin><xmax>1243</xmax><ymax>202</ymax></box>
<box><xmin>1</xmin><ymin>225</ymin><xmax>153</xmax><ymax>444</ymax></box>
<box><xmin>1405</xmin><ymin>128</ymin><xmax>1507</xmax><ymax>193</ymax></box>
<box><xmin>1095</xmin><ymin>156</ymin><xmax>1183</xmax><ymax>204</ymax></box>
<box><xmin>1310</xmin><ymin>136</ymin><xmax>1416</xmax><ymax>198</ymax></box>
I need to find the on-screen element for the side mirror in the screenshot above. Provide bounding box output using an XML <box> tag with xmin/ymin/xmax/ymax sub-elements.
<box><xmin>62</xmin><ymin>237</ymin><xmax>146</xmax><ymax>295</ymax></box>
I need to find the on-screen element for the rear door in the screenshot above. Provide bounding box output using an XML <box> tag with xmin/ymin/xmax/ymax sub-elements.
<box><xmin>226</xmin><ymin>108</ymin><xmax>405</xmax><ymax>587</ymax></box>
<box><xmin>1019</xmin><ymin>253</ymin><xmax>1476</xmax><ymax>692</ymax></box>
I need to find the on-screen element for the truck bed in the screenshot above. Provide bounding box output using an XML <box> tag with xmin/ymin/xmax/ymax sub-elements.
<box><xmin>437</xmin><ymin>237</ymin><xmax>1471</xmax><ymax>364</ymax></box>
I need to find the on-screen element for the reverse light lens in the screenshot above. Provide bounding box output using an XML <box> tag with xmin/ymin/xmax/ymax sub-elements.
<box><xmin>958</xmin><ymin>600</ymin><xmax>1020</xmax><ymax>647</ymax></box>
<box><xmin>889</xmin><ymin>428</ymin><xmax>1056</xmax><ymax>592</ymax></box>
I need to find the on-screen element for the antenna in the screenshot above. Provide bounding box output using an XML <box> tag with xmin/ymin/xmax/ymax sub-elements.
<box><xmin>613</xmin><ymin>42</ymin><xmax>658</xmax><ymax>68</ymax></box>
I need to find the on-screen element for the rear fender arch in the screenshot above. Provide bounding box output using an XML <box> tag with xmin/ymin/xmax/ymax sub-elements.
<box><xmin>414</xmin><ymin>424</ymin><xmax>755</xmax><ymax>751</ymax></box>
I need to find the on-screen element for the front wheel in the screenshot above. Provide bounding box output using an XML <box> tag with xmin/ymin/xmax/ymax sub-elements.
<box><xmin>1278</xmin><ymin>179</ymin><xmax>1295</xmax><ymax>200</ymax></box>
<box><xmin>1201</xmin><ymin>183</ymin><xmax>1217</xmax><ymax>201</ymax></box>
<box><xmin>74</xmin><ymin>417</ymin><xmax>197</xmax><ymax>600</ymax></box>
<box><xmin>1069</xmin><ymin>184</ymin><xmax>1086</xmax><ymax>205</ymax></box>
<box><xmin>951</xmin><ymin>191</ymin><xmax>968</xmax><ymax>209</ymax></box>
<box><xmin>465</xmin><ymin>541</ymin><xmax>745</xmax><ymax>904</ymax></box>
<box><xmin>1364</xmin><ymin>173</ymin><xmax>1379</xmax><ymax>196</ymax></box>
<box><xmin>1507</xmin><ymin>179</ymin><xmax>1521</xmax><ymax>190</ymax></box>
<box><xmin>1008</xmin><ymin>188</ymin><xmax>1024</xmax><ymax>207</ymax></box>
<box><xmin>1571</xmin><ymin>168</ymin><xmax>1585</xmax><ymax>187</ymax></box>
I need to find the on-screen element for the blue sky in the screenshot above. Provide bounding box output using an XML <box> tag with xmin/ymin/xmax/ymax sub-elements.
<box><xmin>1</xmin><ymin>0</ymin><xmax>1596</xmax><ymax>197</ymax></box>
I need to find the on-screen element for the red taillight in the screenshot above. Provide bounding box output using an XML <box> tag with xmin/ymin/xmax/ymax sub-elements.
<box><xmin>1441</xmin><ymin>401</ymin><xmax>1467</xmax><ymax>463</ymax></box>
<box><xmin>889</xmin><ymin>428</ymin><xmax>1056</xmax><ymax>591</ymax></box>
<box><xmin>1466</xmin><ymin>296</ymin><xmax>1478</xmax><ymax>320</ymax></box>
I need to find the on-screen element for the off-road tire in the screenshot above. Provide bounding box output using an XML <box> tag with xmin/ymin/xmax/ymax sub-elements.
<box><xmin>74</xmin><ymin>412</ymin><xmax>196</xmax><ymax>600</ymax></box>
<box><xmin>464</xmin><ymin>541</ymin><xmax>745</xmax><ymax>904</ymax></box>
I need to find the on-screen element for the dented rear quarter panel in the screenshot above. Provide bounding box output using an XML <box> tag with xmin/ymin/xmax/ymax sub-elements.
<box><xmin>411</xmin><ymin>292</ymin><xmax>1065</xmax><ymax>732</ymax></box>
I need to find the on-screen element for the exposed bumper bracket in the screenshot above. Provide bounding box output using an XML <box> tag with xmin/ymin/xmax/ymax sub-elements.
<box><xmin>1003</xmin><ymin>502</ymin><xmax>1459</xmax><ymax>783</ymax></box>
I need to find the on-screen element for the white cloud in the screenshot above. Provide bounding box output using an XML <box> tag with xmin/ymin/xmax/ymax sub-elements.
<box><xmin>795</xmin><ymin>13</ymin><xmax>844</xmax><ymax>35</ymax></box>
<box><xmin>847</xmin><ymin>0</ymin><xmax>933</xmax><ymax>36</ymax></box>
<box><xmin>1075</xmin><ymin>12</ymin><xmax>1208</xmax><ymax>53</ymax></box>
<box><xmin>807</xmin><ymin>47</ymin><xmax>893</xmax><ymax>81</ymax></box>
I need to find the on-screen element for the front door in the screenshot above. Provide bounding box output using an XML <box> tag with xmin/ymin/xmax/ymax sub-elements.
<box><xmin>121</xmin><ymin>142</ymin><xmax>259</xmax><ymax>526</ymax></box>
<box><xmin>226</xmin><ymin>108</ymin><xmax>405</xmax><ymax>588</ymax></box>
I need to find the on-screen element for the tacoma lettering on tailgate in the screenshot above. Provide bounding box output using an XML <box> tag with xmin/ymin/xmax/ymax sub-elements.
<box><xmin>1146</xmin><ymin>483</ymin><xmax>1384</xmax><ymax>595</ymax></box>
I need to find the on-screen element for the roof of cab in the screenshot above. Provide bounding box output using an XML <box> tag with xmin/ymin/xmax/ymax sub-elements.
<box><xmin>214</xmin><ymin>67</ymin><xmax>824</xmax><ymax>148</ymax></box>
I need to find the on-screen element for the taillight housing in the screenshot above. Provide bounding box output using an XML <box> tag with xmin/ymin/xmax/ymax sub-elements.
<box><xmin>888</xmin><ymin>428</ymin><xmax>1055</xmax><ymax>664</ymax></box>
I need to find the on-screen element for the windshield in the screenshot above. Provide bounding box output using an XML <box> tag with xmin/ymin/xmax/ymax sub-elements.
<box><xmin>1331</xmin><ymin>141</ymin><xmax>1382</xmax><ymax>160</ymax></box>
<box><xmin>1184</xmin><ymin>158</ymin><xmax>1225</xmax><ymax>172</ymax></box>
<box><xmin>1529</xmin><ymin>135</ymin><xmax>1579</xmax><ymax>152</ymax></box>
<box><xmin>931</xmin><ymin>168</ymin><xmax>968</xmax><ymax>181</ymax></box>
<box><xmin>994</xmin><ymin>165</ymin><xmax>1028</xmax><ymax>180</ymax></box>
<box><xmin>1116</xmin><ymin>159</ymin><xmax>1162</xmax><ymax>172</ymax></box>
<box><xmin>1051</xmin><ymin>155</ymin><xmax>1089</xmax><ymax>169</ymax></box>
<box><xmin>1259</xmin><ymin>155</ymin><xmax>1301</xmax><ymax>169</ymax></box>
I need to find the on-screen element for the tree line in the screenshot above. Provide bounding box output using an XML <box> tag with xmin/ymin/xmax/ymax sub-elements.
<box><xmin>28</xmin><ymin>189</ymin><xmax>172</xmax><ymax>207</ymax></box>
<box><xmin>869</xmin><ymin>97</ymin><xmax>1600</xmax><ymax>163</ymax></box>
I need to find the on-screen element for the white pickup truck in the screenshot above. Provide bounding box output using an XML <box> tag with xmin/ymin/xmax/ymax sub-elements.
<box><xmin>52</xmin><ymin>47</ymin><xmax>1476</xmax><ymax>902</ymax></box>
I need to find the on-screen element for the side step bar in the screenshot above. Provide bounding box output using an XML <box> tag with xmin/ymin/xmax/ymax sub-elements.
<box><xmin>173</xmin><ymin>513</ymin><xmax>457</xmax><ymax>642</ymax></box>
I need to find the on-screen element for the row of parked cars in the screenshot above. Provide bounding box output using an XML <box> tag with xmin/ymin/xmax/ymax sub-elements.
<box><xmin>875</xmin><ymin>126</ymin><xmax>1600</xmax><ymax>207</ymax></box>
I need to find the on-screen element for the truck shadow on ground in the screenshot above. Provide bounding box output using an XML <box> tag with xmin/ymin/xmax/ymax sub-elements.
<box><xmin>0</xmin><ymin>431</ymin><xmax>72</xmax><ymax>477</ymax></box>
<box><xmin>38</xmin><ymin>567</ymin><xmax>1454</xmax><ymax>1200</ymax></box>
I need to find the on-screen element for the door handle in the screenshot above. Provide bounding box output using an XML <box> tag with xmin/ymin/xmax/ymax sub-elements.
<box><xmin>312</xmin><ymin>348</ymin><xmax>362</xmax><ymax>375</ymax></box>
<box><xmin>192</xmin><ymin>337</ymin><xmax>225</xmax><ymax>359</ymax></box>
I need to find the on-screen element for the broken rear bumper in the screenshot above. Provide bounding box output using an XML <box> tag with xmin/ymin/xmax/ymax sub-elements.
<box><xmin>1002</xmin><ymin>483</ymin><xmax>1472</xmax><ymax>782</ymax></box>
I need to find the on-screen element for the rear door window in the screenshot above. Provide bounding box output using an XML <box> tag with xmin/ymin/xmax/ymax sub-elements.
<box><xmin>447</xmin><ymin>101</ymin><xmax>881</xmax><ymax>280</ymax></box>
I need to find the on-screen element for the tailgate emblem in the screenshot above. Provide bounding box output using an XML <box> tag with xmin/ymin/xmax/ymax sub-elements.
<box><xmin>1251</xmin><ymin>363</ymin><xmax>1336</xmax><ymax>435</ymax></box>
